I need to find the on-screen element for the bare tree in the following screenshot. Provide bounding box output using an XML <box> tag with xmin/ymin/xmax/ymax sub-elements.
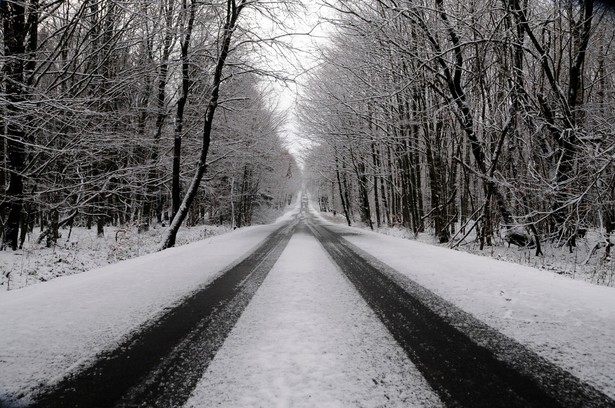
<box><xmin>302</xmin><ymin>0</ymin><xmax>614</xmax><ymax>260</ymax></box>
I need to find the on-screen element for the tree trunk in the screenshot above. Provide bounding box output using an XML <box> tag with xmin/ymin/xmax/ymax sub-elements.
<box><xmin>160</xmin><ymin>0</ymin><xmax>247</xmax><ymax>250</ymax></box>
<box><xmin>341</xmin><ymin>156</ymin><xmax>353</xmax><ymax>220</ymax></box>
<box><xmin>1</xmin><ymin>1</ymin><xmax>29</xmax><ymax>250</ymax></box>
<box><xmin>371</xmin><ymin>142</ymin><xmax>381</xmax><ymax>228</ymax></box>
<box><xmin>142</xmin><ymin>0</ymin><xmax>175</xmax><ymax>231</ymax></box>
<box><xmin>425</xmin><ymin>122</ymin><xmax>449</xmax><ymax>243</ymax></box>
<box><xmin>230</xmin><ymin>176</ymin><xmax>236</xmax><ymax>228</ymax></box>
<box><xmin>334</xmin><ymin>150</ymin><xmax>352</xmax><ymax>227</ymax></box>
<box><xmin>171</xmin><ymin>0</ymin><xmax>196</xmax><ymax>223</ymax></box>
<box><xmin>357</xmin><ymin>162</ymin><xmax>373</xmax><ymax>230</ymax></box>
<box><xmin>603</xmin><ymin>209</ymin><xmax>614</xmax><ymax>261</ymax></box>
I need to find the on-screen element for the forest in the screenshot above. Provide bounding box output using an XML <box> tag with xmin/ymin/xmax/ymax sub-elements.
<box><xmin>301</xmin><ymin>0</ymin><xmax>615</xmax><ymax>272</ymax></box>
<box><xmin>1</xmin><ymin>0</ymin><xmax>302</xmax><ymax>252</ymax></box>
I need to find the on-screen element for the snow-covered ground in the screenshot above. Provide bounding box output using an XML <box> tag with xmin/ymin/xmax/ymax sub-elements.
<box><xmin>323</xmin><ymin>212</ymin><xmax>615</xmax><ymax>287</ymax></box>
<box><xmin>1</xmin><ymin>196</ymin><xmax>614</xmax><ymax>405</ymax></box>
<box><xmin>185</xmin><ymin>229</ymin><xmax>442</xmax><ymax>407</ymax></box>
<box><xmin>0</xmin><ymin>223</ymin><xmax>232</xmax><ymax>291</ymax></box>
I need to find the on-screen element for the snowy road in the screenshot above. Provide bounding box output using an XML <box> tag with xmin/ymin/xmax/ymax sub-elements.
<box><xmin>306</xmin><ymin>216</ymin><xmax>614</xmax><ymax>408</ymax></box>
<box><xmin>28</xmin><ymin>221</ymin><xmax>298</xmax><ymax>408</ymax></box>
<box><xmin>185</xmin><ymin>224</ymin><xmax>442</xmax><ymax>407</ymax></box>
<box><xmin>2</xmin><ymin>201</ymin><xmax>615</xmax><ymax>407</ymax></box>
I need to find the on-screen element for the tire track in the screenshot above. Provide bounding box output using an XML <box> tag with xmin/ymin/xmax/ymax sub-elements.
<box><xmin>307</xmin><ymin>217</ymin><xmax>615</xmax><ymax>408</ymax></box>
<box><xmin>27</xmin><ymin>220</ymin><xmax>296</xmax><ymax>408</ymax></box>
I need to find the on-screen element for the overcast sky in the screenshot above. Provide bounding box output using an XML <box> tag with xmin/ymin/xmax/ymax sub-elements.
<box><xmin>249</xmin><ymin>1</ymin><xmax>334</xmax><ymax>165</ymax></box>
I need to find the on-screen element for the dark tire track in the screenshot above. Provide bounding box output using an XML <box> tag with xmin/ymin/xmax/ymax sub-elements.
<box><xmin>307</xmin><ymin>218</ymin><xmax>615</xmax><ymax>408</ymax></box>
<box><xmin>27</xmin><ymin>221</ymin><xmax>296</xmax><ymax>408</ymax></box>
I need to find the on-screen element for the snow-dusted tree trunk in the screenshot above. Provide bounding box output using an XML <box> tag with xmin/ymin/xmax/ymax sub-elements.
<box><xmin>160</xmin><ymin>0</ymin><xmax>247</xmax><ymax>250</ymax></box>
<box><xmin>141</xmin><ymin>0</ymin><xmax>177</xmax><ymax>231</ymax></box>
<box><xmin>170</xmin><ymin>0</ymin><xmax>196</xmax><ymax>223</ymax></box>
<box><xmin>1</xmin><ymin>0</ymin><xmax>37</xmax><ymax>250</ymax></box>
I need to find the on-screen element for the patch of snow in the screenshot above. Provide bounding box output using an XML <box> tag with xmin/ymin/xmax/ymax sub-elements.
<box><xmin>0</xmin><ymin>224</ymin><xmax>232</xmax><ymax>291</ymax></box>
<box><xmin>186</xmin><ymin>229</ymin><xmax>442</xmax><ymax>407</ymax></box>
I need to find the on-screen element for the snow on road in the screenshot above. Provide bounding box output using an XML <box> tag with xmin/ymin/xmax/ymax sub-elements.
<box><xmin>185</xmin><ymin>228</ymin><xmax>442</xmax><ymax>408</ymax></box>
<box><xmin>0</xmin><ymin>218</ymin><xmax>295</xmax><ymax>405</ymax></box>
<box><xmin>1</xmin><ymin>194</ymin><xmax>614</xmax><ymax>406</ymax></box>
<box><xmin>323</xmin><ymin>218</ymin><xmax>615</xmax><ymax>399</ymax></box>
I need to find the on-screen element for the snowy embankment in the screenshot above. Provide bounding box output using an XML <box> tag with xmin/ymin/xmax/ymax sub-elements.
<box><xmin>0</xmin><ymin>223</ymin><xmax>233</xmax><ymax>291</ymax></box>
<box><xmin>0</xmin><ymin>204</ymin><xmax>300</xmax><ymax>405</ymax></box>
<box><xmin>310</xmin><ymin>208</ymin><xmax>615</xmax><ymax>399</ymax></box>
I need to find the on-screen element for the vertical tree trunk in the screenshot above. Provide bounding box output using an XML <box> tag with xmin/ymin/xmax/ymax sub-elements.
<box><xmin>479</xmin><ymin>187</ymin><xmax>493</xmax><ymax>250</ymax></box>
<box><xmin>348</xmin><ymin>140</ymin><xmax>372</xmax><ymax>229</ymax></box>
<box><xmin>425</xmin><ymin>121</ymin><xmax>449</xmax><ymax>243</ymax></box>
<box><xmin>160</xmin><ymin>0</ymin><xmax>247</xmax><ymax>250</ymax></box>
<box><xmin>334</xmin><ymin>150</ymin><xmax>352</xmax><ymax>226</ymax></box>
<box><xmin>357</xmin><ymin>162</ymin><xmax>373</xmax><ymax>230</ymax></box>
<box><xmin>603</xmin><ymin>208</ymin><xmax>614</xmax><ymax>261</ymax></box>
<box><xmin>142</xmin><ymin>0</ymin><xmax>176</xmax><ymax>231</ymax></box>
<box><xmin>2</xmin><ymin>1</ymin><xmax>29</xmax><ymax>250</ymax></box>
<box><xmin>409</xmin><ymin>97</ymin><xmax>424</xmax><ymax>232</ymax></box>
<box><xmin>230</xmin><ymin>176</ymin><xmax>236</xmax><ymax>228</ymax></box>
<box><xmin>93</xmin><ymin>216</ymin><xmax>104</xmax><ymax>237</ymax></box>
<box><xmin>380</xmin><ymin>171</ymin><xmax>391</xmax><ymax>227</ymax></box>
<box><xmin>371</xmin><ymin>142</ymin><xmax>381</xmax><ymax>228</ymax></box>
<box><xmin>341</xmin><ymin>156</ymin><xmax>352</xmax><ymax>220</ymax></box>
<box><xmin>236</xmin><ymin>164</ymin><xmax>250</xmax><ymax>228</ymax></box>
<box><xmin>397</xmin><ymin>140</ymin><xmax>416</xmax><ymax>233</ymax></box>
<box><xmin>171</xmin><ymin>0</ymin><xmax>196</xmax><ymax>223</ymax></box>
<box><xmin>386</xmin><ymin>144</ymin><xmax>397</xmax><ymax>225</ymax></box>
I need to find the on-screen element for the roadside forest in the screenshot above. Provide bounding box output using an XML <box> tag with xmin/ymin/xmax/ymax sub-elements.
<box><xmin>302</xmin><ymin>0</ymin><xmax>615</xmax><ymax>275</ymax></box>
<box><xmin>0</xmin><ymin>0</ymin><xmax>302</xmax><ymax>252</ymax></box>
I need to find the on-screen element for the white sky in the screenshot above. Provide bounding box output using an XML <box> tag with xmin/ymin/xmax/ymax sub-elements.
<box><xmin>247</xmin><ymin>1</ymin><xmax>335</xmax><ymax>165</ymax></box>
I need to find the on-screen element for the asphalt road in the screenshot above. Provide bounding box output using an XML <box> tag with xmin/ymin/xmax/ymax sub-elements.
<box><xmin>22</xmin><ymin>205</ymin><xmax>615</xmax><ymax>408</ymax></box>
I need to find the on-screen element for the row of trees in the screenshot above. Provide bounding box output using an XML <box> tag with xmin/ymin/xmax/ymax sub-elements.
<box><xmin>302</xmin><ymin>0</ymin><xmax>615</xmax><ymax>258</ymax></box>
<box><xmin>1</xmin><ymin>0</ymin><xmax>301</xmax><ymax>251</ymax></box>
